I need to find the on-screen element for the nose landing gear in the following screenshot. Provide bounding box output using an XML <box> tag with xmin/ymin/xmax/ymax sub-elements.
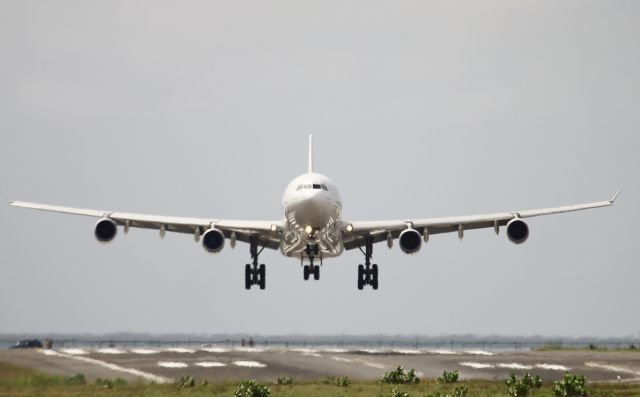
<box><xmin>302</xmin><ymin>244</ymin><xmax>321</xmax><ymax>281</ymax></box>
<box><xmin>245</xmin><ymin>235</ymin><xmax>266</xmax><ymax>290</ymax></box>
<box><xmin>357</xmin><ymin>236</ymin><xmax>378</xmax><ymax>290</ymax></box>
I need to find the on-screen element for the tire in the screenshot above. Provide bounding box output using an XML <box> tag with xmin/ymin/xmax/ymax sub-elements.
<box><xmin>259</xmin><ymin>264</ymin><xmax>266</xmax><ymax>290</ymax></box>
<box><xmin>371</xmin><ymin>264</ymin><xmax>379</xmax><ymax>290</ymax></box>
<box><xmin>303</xmin><ymin>265</ymin><xmax>310</xmax><ymax>281</ymax></box>
<box><xmin>313</xmin><ymin>265</ymin><xmax>320</xmax><ymax>280</ymax></box>
<box><xmin>245</xmin><ymin>264</ymin><xmax>251</xmax><ymax>290</ymax></box>
<box><xmin>357</xmin><ymin>264</ymin><xmax>364</xmax><ymax>290</ymax></box>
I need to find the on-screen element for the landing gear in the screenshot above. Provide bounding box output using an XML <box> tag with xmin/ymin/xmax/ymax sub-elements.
<box><xmin>357</xmin><ymin>236</ymin><xmax>379</xmax><ymax>290</ymax></box>
<box><xmin>245</xmin><ymin>236</ymin><xmax>266</xmax><ymax>290</ymax></box>
<box><xmin>302</xmin><ymin>244</ymin><xmax>321</xmax><ymax>281</ymax></box>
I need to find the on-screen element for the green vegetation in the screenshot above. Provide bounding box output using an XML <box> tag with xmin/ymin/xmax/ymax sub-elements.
<box><xmin>380</xmin><ymin>366</ymin><xmax>420</xmax><ymax>384</ymax></box>
<box><xmin>234</xmin><ymin>380</ymin><xmax>271</xmax><ymax>397</ymax></box>
<box><xmin>436</xmin><ymin>370</ymin><xmax>460</xmax><ymax>384</ymax></box>
<box><xmin>551</xmin><ymin>372</ymin><xmax>587</xmax><ymax>397</ymax></box>
<box><xmin>505</xmin><ymin>373</ymin><xmax>542</xmax><ymax>396</ymax></box>
<box><xmin>178</xmin><ymin>375</ymin><xmax>196</xmax><ymax>389</ymax></box>
<box><xmin>276</xmin><ymin>376</ymin><xmax>293</xmax><ymax>385</ymax></box>
<box><xmin>1</xmin><ymin>360</ymin><xmax>640</xmax><ymax>397</ymax></box>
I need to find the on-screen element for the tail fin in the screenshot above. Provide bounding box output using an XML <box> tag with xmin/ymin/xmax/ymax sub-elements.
<box><xmin>308</xmin><ymin>134</ymin><xmax>314</xmax><ymax>173</ymax></box>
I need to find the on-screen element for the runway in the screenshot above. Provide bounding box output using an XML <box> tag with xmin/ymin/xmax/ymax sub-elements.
<box><xmin>1</xmin><ymin>347</ymin><xmax>639</xmax><ymax>384</ymax></box>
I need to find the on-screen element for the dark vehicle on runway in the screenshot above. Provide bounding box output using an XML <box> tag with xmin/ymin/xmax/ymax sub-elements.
<box><xmin>10</xmin><ymin>339</ymin><xmax>43</xmax><ymax>348</ymax></box>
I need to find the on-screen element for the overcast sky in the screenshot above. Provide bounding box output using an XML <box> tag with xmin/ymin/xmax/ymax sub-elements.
<box><xmin>1</xmin><ymin>1</ymin><xmax>638</xmax><ymax>338</ymax></box>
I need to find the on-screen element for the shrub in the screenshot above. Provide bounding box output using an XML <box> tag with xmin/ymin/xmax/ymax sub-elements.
<box><xmin>95</xmin><ymin>378</ymin><xmax>113</xmax><ymax>389</ymax></box>
<box><xmin>551</xmin><ymin>372</ymin><xmax>587</xmax><ymax>397</ymax></box>
<box><xmin>381</xmin><ymin>366</ymin><xmax>420</xmax><ymax>384</ymax></box>
<box><xmin>453</xmin><ymin>384</ymin><xmax>469</xmax><ymax>396</ymax></box>
<box><xmin>436</xmin><ymin>370</ymin><xmax>459</xmax><ymax>384</ymax></box>
<box><xmin>336</xmin><ymin>376</ymin><xmax>351</xmax><ymax>387</ymax></box>
<box><xmin>504</xmin><ymin>373</ymin><xmax>542</xmax><ymax>396</ymax></box>
<box><xmin>389</xmin><ymin>386</ymin><xmax>410</xmax><ymax>397</ymax></box>
<box><xmin>113</xmin><ymin>378</ymin><xmax>127</xmax><ymax>386</ymax></box>
<box><xmin>177</xmin><ymin>375</ymin><xmax>195</xmax><ymax>389</ymax></box>
<box><xmin>276</xmin><ymin>376</ymin><xmax>293</xmax><ymax>385</ymax></box>
<box><xmin>234</xmin><ymin>380</ymin><xmax>271</xmax><ymax>397</ymax></box>
<box><xmin>63</xmin><ymin>373</ymin><xmax>86</xmax><ymax>386</ymax></box>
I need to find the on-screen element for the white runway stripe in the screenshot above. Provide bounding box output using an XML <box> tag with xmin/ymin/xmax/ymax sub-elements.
<box><xmin>233</xmin><ymin>361</ymin><xmax>267</xmax><ymax>368</ymax></box>
<box><xmin>195</xmin><ymin>361</ymin><xmax>227</xmax><ymax>368</ymax></box>
<box><xmin>535</xmin><ymin>363</ymin><xmax>570</xmax><ymax>371</ymax></box>
<box><xmin>40</xmin><ymin>350</ymin><xmax>170</xmax><ymax>383</ymax></box>
<box><xmin>158</xmin><ymin>361</ymin><xmax>188</xmax><ymax>368</ymax></box>
<box><xmin>460</xmin><ymin>361</ymin><xmax>495</xmax><ymax>369</ymax></box>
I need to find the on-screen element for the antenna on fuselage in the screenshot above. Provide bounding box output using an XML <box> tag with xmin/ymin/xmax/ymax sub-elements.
<box><xmin>308</xmin><ymin>134</ymin><xmax>314</xmax><ymax>173</ymax></box>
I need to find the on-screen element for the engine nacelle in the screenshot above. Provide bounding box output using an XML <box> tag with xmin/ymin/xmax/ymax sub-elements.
<box><xmin>95</xmin><ymin>218</ymin><xmax>117</xmax><ymax>243</ymax></box>
<box><xmin>399</xmin><ymin>228</ymin><xmax>422</xmax><ymax>254</ymax></box>
<box><xmin>507</xmin><ymin>218</ymin><xmax>529</xmax><ymax>244</ymax></box>
<box><xmin>202</xmin><ymin>228</ymin><xmax>225</xmax><ymax>253</ymax></box>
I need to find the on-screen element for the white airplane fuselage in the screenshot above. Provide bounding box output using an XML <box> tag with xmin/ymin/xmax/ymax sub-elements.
<box><xmin>281</xmin><ymin>172</ymin><xmax>344</xmax><ymax>259</ymax></box>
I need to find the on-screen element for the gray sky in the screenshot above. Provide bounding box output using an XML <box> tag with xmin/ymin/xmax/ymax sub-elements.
<box><xmin>1</xmin><ymin>1</ymin><xmax>638</xmax><ymax>337</ymax></box>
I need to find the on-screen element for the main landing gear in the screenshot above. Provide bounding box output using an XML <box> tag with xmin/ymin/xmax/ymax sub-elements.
<box><xmin>245</xmin><ymin>236</ymin><xmax>266</xmax><ymax>290</ymax></box>
<box><xmin>357</xmin><ymin>236</ymin><xmax>378</xmax><ymax>290</ymax></box>
<box><xmin>302</xmin><ymin>244</ymin><xmax>321</xmax><ymax>281</ymax></box>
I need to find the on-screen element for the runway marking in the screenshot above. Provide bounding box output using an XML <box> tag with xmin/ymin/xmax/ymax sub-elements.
<box><xmin>292</xmin><ymin>348</ymin><xmax>322</xmax><ymax>357</ymax></box>
<box><xmin>59</xmin><ymin>348</ymin><xmax>88</xmax><ymax>355</ymax></box>
<box><xmin>158</xmin><ymin>361</ymin><xmax>188</xmax><ymax>368</ymax></box>
<box><xmin>396</xmin><ymin>349</ymin><xmax>421</xmax><ymax>355</ymax></box>
<box><xmin>39</xmin><ymin>350</ymin><xmax>170</xmax><ymax>383</ymax></box>
<box><xmin>195</xmin><ymin>361</ymin><xmax>227</xmax><ymax>368</ymax></box>
<box><xmin>323</xmin><ymin>348</ymin><xmax>348</xmax><ymax>353</ymax></box>
<box><xmin>131</xmin><ymin>349</ymin><xmax>159</xmax><ymax>355</ymax></box>
<box><xmin>465</xmin><ymin>350</ymin><xmax>494</xmax><ymax>356</ymax></box>
<box><xmin>201</xmin><ymin>347</ymin><xmax>229</xmax><ymax>353</ymax></box>
<box><xmin>233</xmin><ymin>361</ymin><xmax>267</xmax><ymax>368</ymax></box>
<box><xmin>427</xmin><ymin>349</ymin><xmax>458</xmax><ymax>355</ymax></box>
<box><xmin>96</xmin><ymin>348</ymin><xmax>126</xmax><ymax>354</ymax></box>
<box><xmin>498</xmin><ymin>363</ymin><xmax>533</xmax><ymax>370</ymax></box>
<box><xmin>535</xmin><ymin>363</ymin><xmax>570</xmax><ymax>371</ymax></box>
<box><xmin>357</xmin><ymin>359</ymin><xmax>386</xmax><ymax>369</ymax></box>
<box><xmin>331</xmin><ymin>356</ymin><xmax>353</xmax><ymax>363</ymax></box>
<box><xmin>166</xmin><ymin>348</ymin><xmax>196</xmax><ymax>353</ymax></box>
<box><xmin>234</xmin><ymin>347</ymin><xmax>266</xmax><ymax>353</ymax></box>
<box><xmin>585</xmin><ymin>362</ymin><xmax>640</xmax><ymax>377</ymax></box>
<box><xmin>460</xmin><ymin>361</ymin><xmax>495</xmax><ymax>369</ymax></box>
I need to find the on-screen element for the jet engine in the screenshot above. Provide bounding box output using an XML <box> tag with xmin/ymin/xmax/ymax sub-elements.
<box><xmin>399</xmin><ymin>228</ymin><xmax>422</xmax><ymax>254</ymax></box>
<box><xmin>95</xmin><ymin>218</ymin><xmax>117</xmax><ymax>243</ymax></box>
<box><xmin>506</xmin><ymin>218</ymin><xmax>529</xmax><ymax>244</ymax></box>
<box><xmin>202</xmin><ymin>228</ymin><xmax>225</xmax><ymax>253</ymax></box>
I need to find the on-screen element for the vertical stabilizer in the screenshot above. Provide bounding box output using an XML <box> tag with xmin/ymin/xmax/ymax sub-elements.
<box><xmin>308</xmin><ymin>134</ymin><xmax>314</xmax><ymax>173</ymax></box>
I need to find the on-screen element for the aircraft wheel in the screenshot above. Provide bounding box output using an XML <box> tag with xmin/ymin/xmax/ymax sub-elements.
<box><xmin>313</xmin><ymin>265</ymin><xmax>320</xmax><ymax>280</ymax></box>
<box><xmin>357</xmin><ymin>264</ymin><xmax>364</xmax><ymax>290</ymax></box>
<box><xmin>244</xmin><ymin>264</ymin><xmax>252</xmax><ymax>290</ymax></box>
<box><xmin>303</xmin><ymin>265</ymin><xmax>310</xmax><ymax>281</ymax></box>
<box><xmin>258</xmin><ymin>264</ymin><xmax>266</xmax><ymax>290</ymax></box>
<box><xmin>371</xmin><ymin>264</ymin><xmax>379</xmax><ymax>290</ymax></box>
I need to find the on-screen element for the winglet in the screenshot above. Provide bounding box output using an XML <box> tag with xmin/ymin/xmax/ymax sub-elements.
<box><xmin>307</xmin><ymin>134</ymin><xmax>314</xmax><ymax>173</ymax></box>
<box><xmin>610</xmin><ymin>187</ymin><xmax>623</xmax><ymax>204</ymax></box>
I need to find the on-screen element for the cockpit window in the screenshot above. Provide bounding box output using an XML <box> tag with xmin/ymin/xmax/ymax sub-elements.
<box><xmin>296</xmin><ymin>185</ymin><xmax>302</xmax><ymax>191</ymax></box>
<box><xmin>321</xmin><ymin>184</ymin><xmax>328</xmax><ymax>191</ymax></box>
<box><xmin>313</xmin><ymin>184</ymin><xmax>322</xmax><ymax>189</ymax></box>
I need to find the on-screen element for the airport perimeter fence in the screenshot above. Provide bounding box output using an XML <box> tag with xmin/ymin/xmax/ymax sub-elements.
<box><xmin>2</xmin><ymin>338</ymin><xmax>638</xmax><ymax>352</ymax></box>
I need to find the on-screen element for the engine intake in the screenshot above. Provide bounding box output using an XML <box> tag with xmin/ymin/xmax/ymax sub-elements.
<box><xmin>507</xmin><ymin>218</ymin><xmax>529</xmax><ymax>244</ymax></box>
<box><xmin>399</xmin><ymin>228</ymin><xmax>422</xmax><ymax>254</ymax></box>
<box><xmin>95</xmin><ymin>218</ymin><xmax>117</xmax><ymax>243</ymax></box>
<box><xmin>202</xmin><ymin>228</ymin><xmax>225</xmax><ymax>253</ymax></box>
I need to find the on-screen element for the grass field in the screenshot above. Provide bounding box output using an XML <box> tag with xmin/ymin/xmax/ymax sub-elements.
<box><xmin>1</xmin><ymin>361</ymin><xmax>639</xmax><ymax>397</ymax></box>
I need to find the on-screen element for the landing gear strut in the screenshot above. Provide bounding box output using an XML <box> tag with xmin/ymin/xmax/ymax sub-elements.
<box><xmin>357</xmin><ymin>236</ymin><xmax>378</xmax><ymax>290</ymax></box>
<box><xmin>302</xmin><ymin>244</ymin><xmax>321</xmax><ymax>281</ymax></box>
<box><xmin>245</xmin><ymin>235</ymin><xmax>266</xmax><ymax>290</ymax></box>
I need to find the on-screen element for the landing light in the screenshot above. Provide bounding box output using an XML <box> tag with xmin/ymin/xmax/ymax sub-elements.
<box><xmin>305</xmin><ymin>225</ymin><xmax>313</xmax><ymax>234</ymax></box>
<box><xmin>346</xmin><ymin>224</ymin><xmax>353</xmax><ymax>232</ymax></box>
<box><xmin>270</xmin><ymin>224</ymin><xmax>277</xmax><ymax>232</ymax></box>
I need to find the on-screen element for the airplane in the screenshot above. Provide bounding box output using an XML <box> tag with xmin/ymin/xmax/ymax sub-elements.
<box><xmin>9</xmin><ymin>135</ymin><xmax>621</xmax><ymax>290</ymax></box>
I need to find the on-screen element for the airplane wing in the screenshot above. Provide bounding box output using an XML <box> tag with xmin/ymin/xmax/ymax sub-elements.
<box><xmin>342</xmin><ymin>189</ymin><xmax>622</xmax><ymax>250</ymax></box>
<box><xmin>9</xmin><ymin>201</ymin><xmax>284</xmax><ymax>250</ymax></box>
